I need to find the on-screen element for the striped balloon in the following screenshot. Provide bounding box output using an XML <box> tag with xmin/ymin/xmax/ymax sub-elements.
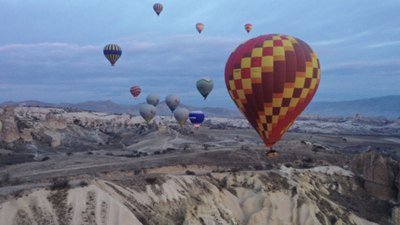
<box><xmin>130</xmin><ymin>86</ymin><xmax>141</xmax><ymax>99</ymax></box>
<box><xmin>103</xmin><ymin>44</ymin><xmax>122</xmax><ymax>66</ymax></box>
<box><xmin>153</xmin><ymin>3</ymin><xmax>163</xmax><ymax>16</ymax></box>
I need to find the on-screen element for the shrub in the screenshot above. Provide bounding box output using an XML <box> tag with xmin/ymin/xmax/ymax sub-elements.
<box><xmin>145</xmin><ymin>177</ymin><xmax>157</xmax><ymax>185</ymax></box>
<box><xmin>50</xmin><ymin>178</ymin><xmax>70</xmax><ymax>190</ymax></box>
<box><xmin>1</xmin><ymin>173</ymin><xmax>11</xmax><ymax>185</ymax></box>
<box><xmin>41</xmin><ymin>156</ymin><xmax>50</xmax><ymax>161</ymax></box>
<box><xmin>79</xmin><ymin>180</ymin><xmax>89</xmax><ymax>187</ymax></box>
<box><xmin>185</xmin><ymin>170</ymin><xmax>196</xmax><ymax>175</ymax></box>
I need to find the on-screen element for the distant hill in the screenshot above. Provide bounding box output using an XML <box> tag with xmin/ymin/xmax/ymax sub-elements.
<box><xmin>0</xmin><ymin>100</ymin><xmax>243</xmax><ymax>118</ymax></box>
<box><xmin>305</xmin><ymin>95</ymin><xmax>400</xmax><ymax>119</ymax></box>
<box><xmin>2</xmin><ymin>95</ymin><xmax>399</xmax><ymax>119</ymax></box>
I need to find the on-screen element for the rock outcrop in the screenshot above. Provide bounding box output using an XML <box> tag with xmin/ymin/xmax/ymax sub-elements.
<box><xmin>352</xmin><ymin>150</ymin><xmax>398</xmax><ymax>201</ymax></box>
<box><xmin>0</xmin><ymin>167</ymin><xmax>388</xmax><ymax>225</ymax></box>
<box><xmin>0</xmin><ymin>107</ymin><xmax>20</xmax><ymax>143</ymax></box>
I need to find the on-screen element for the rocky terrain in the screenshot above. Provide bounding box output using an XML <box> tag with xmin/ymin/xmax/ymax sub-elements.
<box><xmin>0</xmin><ymin>166</ymin><xmax>386</xmax><ymax>225</ymax></box>
<box><xmin>0</xmin><ymin>106</ymin><xmax>399</xmax><ymax>224</ymax></box>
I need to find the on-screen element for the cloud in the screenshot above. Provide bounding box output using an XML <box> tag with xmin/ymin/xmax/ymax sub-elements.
<box><xmin>0</xmin><ymin>43</ymin><xmax>98</xmax><ymax>52</ymax></box>
<box><xmin>0</xmin><ymin>35</ymin><xmax>239</xmax><ymax>105</ymax></box>
<box><xmin>323</xmin><ymin>59</ymin><xmax>400</xmax><ymax>72</ymax></box>
<box><xmin>310</xmin><ymin>32</ymin><xmax>372</xmax><ymax>47</ymax></box>
<box><xmin>365</xmin><ymin>40</ymin><xmax>400</xmax><ymax>48</ymax></box>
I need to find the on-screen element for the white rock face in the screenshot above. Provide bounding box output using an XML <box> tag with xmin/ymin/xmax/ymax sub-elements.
<box><xmin>1</xmin><ymin>106</ymin><xmax>399</xmax><ymax>151</ymax></box>
<box><xmin>0</xmin><ymin>184</ymin><xmax>141</xmax><ymax>225</ymax></box>
<box><xmin>0</xmin><ymin>107</ymin><xmax>20</xmax><ymax>143</ymax></box>
<box><xmin>0</xmin><ymin>167</ymin><xmax>382</xmax><ymax>225</ymax></box>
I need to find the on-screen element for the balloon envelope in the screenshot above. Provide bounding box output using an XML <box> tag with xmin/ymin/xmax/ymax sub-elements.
<box><xmin>165</xmin><ymin>95</ymin><xmax>180</xmax><ymax>112</ymax></box>
<box><xmin>174</xmin><ymin>107</ymin><xmax>189</xmax><ymax>127</ymax></box>
<box><xmin>196</xmin><ymin>78</ymin><xmax>214</xmax><ymax>99</ymax></box>
<box><xmin>103</xmin><ymin>44</ymin><xmax>122</xmax><ymax>66</ymax></box>
<box><xmin>225</xmin><ymin>34</ymin><xmax>321</xmax><ymax>148</ymax></box>
<box><xmin>196</xmin><ymin>23</ymin><xmax>204</xmax><ymax>34</ymax></box>
<box><xmin>146</xmin><ymin>94</ymin><xmax>160</xmax><ymax>107</ymax></box>
<box><xmin>139</xmin><ymin>104</ymin><xmax>156</xmax><ymax>123</ymax></box>
<box><xmin>153</xmin><ymin>3</ymin><xmax>163</xmax><ymax>16</ymax></box>
<box><xmin>130</xmin><ymin>86</ymin><xmax>141</xmax><ymax>99</ymax></box>
<box><xmin>189</xmin><ymin>111</ymin><xmax>205</xmax><ymax>128</ymax></box>
<box><xmin>244</xmin><ymin>24</ymin><xmax>253</xmax><ymax>33</ymax></box>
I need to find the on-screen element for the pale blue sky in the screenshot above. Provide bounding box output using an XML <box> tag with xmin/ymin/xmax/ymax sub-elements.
<box><xmin>1</xmin><ymin>0</ymin><xmax>399</xmax><ymax>108</ymax></box>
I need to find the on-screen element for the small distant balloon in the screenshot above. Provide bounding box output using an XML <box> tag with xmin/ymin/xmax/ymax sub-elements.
<box><xmin>196</xmin><ymin>23</ymin><xmax>204</xmax><ymax>34</ymax></box>
<box><xmin>174</xmin><ymin>107</ymin><xmax>189</xmax><ymax>127</ymax></box>
<box><xmin>196</xmin><ymin>78</ymin><xmax>214</xmax><ymax>99</ymax></box>
<box><xmin>153</xmin><ymin>3</ymin><xmax>163</xmax><ymax>16</ymax></box>
<box><xmin>130</xmin><ymin>86</ymin><xmax>141</xmax><ymax>100</ymax></box>
<box><xmin>103</xmin><ymin>44</ymin><xmax>122</xmax><ymax>66</ymax></box>
<box><xmin>244</xmin><ymin>24</ymin><xmax>253</xmax><ymax>33</ymax></box>
<box><xmin>139</xmin><ymin>104</ymin><xmax>156</xmax><ymax>123</ymax></box>
<box><xmin>146</xmin><ymin>94</ymin><xmax>160</xmax><ymax>107</ymax></box>
<box><xmin>165</xmin><ymin>95</ymin><xmax>180</xmax><ymax>112</ymax></box>
<box><xmin>189</xmin><ymin>111</ymin><xmax>205</xmax><ymax>128</ymax></box>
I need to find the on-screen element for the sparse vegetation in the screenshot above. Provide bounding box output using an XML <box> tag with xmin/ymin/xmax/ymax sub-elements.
<box><xmin>41</xmin><ymin>156</ymin><xmax>50</xmax><ymax>161</ymax></box>
<box><xmin>50</xmin><ymin>178</ymin><xmax>70</xmax><ymax>190</ymax></box>
<box><xmin>0</xmin><ymin>172</ymin><xmax>22</xmax><ymax>186</ymax></box>
<box><xmin>13</xmin><ymin>189</ymin><xmax>24</xmax><ymax>199</ymax></box>
<box><xmin>145</xmin><ymin>177</ymin><xmax>158</xmax><ymax>185</ymax></box>
<box><xmin>0</xmin><ymin>173</ymin><xmax>11</xmax><ymax>185</ymax></box>
<box><xmin>185</xmin><ymin>170</ymin><xmax>196</xmax><ymax>175</ymax></box>
<box><xmin>79</xmin><ymin>180</ymin><xmax>89</xmax><ymax>187</ymax></box>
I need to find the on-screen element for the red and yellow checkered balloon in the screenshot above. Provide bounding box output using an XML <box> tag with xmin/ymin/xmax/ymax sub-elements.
<box><xmin>225</xmin><ymin>34</ymin><xmax>321</xmax><ymax>148</ymax></box>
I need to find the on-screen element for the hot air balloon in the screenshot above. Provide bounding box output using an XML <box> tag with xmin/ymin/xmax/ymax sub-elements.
<box><xmin>165</xmin><ymin>95</ymin><xmax>180</xmax><ymax>112</ymax></box>
<box><xmin>153</xmin><ymin>3</ymin><xmax>163</xmax><ymax>16</ymax></box>
<box><xmin>189</xmin><ymin>111</ymin><xmax>205</xmax><ymax>128</ymax></box>
<box><xmin>146</xmin><ymin>94</ymin><xmax>160</xmax><ymax>107</ymax></box>
<box><xmin>130</xmin><ymin>86</ymin><xmax>141</xmax><ymax>99</ymax></box>
<box><xmin>103</xmin><ymin>44</ymin><xmax>122</xmax><ymax>66</ymax></box>
<box><xmin>196</xmin><ymin>78</ymin><xmax>214</xmax><ymax>99</ymax></box>
<box><xmin>225</xmin><ymin>34</ymin><xmax>321</xmax><ymax>155</ymax></box>
<box><xmin>174</xmin><ymin>107</ymin><xmax>189</xmax><ymax>127</ymax></box>
<box><xmin>196</xmin><ymin>23</ymin><xmax>204</xmax><ymax>34</ymax></box>
<box><xmin>140</xmin><ymin>104</ymin><xmax>156</xmax><ymax>123</ymax></box>
<box><xmin>244</xmin><ymin>24</ymin><xmax>253</xmax><ymax>33</ymax></box>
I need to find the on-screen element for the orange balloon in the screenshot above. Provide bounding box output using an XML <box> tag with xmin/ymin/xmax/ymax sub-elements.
<box><xmin>196</xmin><ymin>23</ymin><xmax>204</xmax><ymax>34</ymax></box>
<box><xmin>225</xmin><ymin>34</ymin><xmax>321</xmax><ymax>148</ymax></box>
